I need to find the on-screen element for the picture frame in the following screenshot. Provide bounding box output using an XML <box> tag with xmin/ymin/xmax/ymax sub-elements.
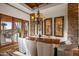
<box><xmin>54</xmin><ymin>16</ymin><xmax>64</xmax><ymax>37</ymax></box>
<box><xmin>44</xmin><ymin>18</ymin><xmax>52</xmax><ymax>36</ymax></box>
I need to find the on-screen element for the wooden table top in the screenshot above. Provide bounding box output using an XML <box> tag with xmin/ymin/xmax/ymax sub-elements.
<box><xmin>28</xmin><ymin>36</ymin><xmax>60</xmax><ymax>44</ymax></box>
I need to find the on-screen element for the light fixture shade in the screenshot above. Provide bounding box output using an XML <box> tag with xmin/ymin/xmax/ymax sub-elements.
<box><xmin>31</xmin><ymin>16</ymin><xmax>35</xmax><ymax>20</ymax></box>
<box><xmin>35</xmin><ymin>13</ymin><xmax>45</xmax><ymax>19</ymax></box>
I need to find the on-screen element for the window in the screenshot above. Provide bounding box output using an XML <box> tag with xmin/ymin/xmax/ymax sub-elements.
<box><xmin>0</xmin><ymin>14</ymin><xmax>12</xmax><ymax>45</ymax></box>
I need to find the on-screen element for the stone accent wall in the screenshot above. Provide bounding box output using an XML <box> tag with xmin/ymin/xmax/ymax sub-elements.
<box><xmin>78</xmin><ymin>3</ymin><xmax>79</xmax><ymax>45</ymax></box>
<box><xmin>0</xmin><ymin>14</ymin><xmax>1</xmax><ymax>31</ymax></box>
<box><xmin>68</xmin><ymin>3</ymin><xmax>78</xmax><ymax>45</ymax></box>
<box><xmin>0</xmin><ymin>14</ymin><xmax>1</xmax><ymax>45</ymax></box>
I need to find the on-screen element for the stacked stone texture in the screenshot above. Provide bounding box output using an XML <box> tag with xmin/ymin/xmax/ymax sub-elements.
<box><xmin>68</xmin><ymin>3</ymin><xmax>78</xmax><ymax>45</ymax></box>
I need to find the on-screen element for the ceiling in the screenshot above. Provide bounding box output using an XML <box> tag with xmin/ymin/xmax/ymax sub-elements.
<box><xmin>8</xmin><ymin>3</ymin><xmax>63</xmax><ymax>14</ymax></box>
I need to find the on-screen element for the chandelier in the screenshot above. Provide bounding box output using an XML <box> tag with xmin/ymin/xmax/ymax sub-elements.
<box><xmin>34</xmin><ymin>6</ymin><xmax>46</xmax><ymax>24</ymax></box>
<box><xmin>31</xmin><ymin>6</ymin><xmax>46</xmax><ymax>24</ymax></box>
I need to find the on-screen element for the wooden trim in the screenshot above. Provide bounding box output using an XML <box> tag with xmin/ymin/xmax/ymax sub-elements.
<box><xmin>12</xmin><ymin>17</ymin><xmax>15</xmax><ymax>30</ymax></box>
<box><xmin>12</xmin><ymin>17</ymin><xmax>15</xmax><ymax>43</ymax></box>
<box><xmin>0</xmin><ymin>13</ymin><xmax>12</xmax><ymax>18</ymax></box>
<box><xmin>21</xmin><ymin>20</ymin><xmax>25</xmax><ymax>37</ymax></box>
<box><xmin>1</xmin><ymin>14</ymin><xmax>12</xmax><ymax>22</ymax></box>
<box><xmin>0</xmin><ymin>42</ymin><xmax>18</xmax><ymax>48</ymax></box>
<box><xmin>0</xmin><ymin>13</ymin><xmax>29</xmax><ymax>22</ymax></box>
<box><xmin>54</xmin><ymin>16</ymin><xmax>64</xmax><ymax>37</ymax></box>
<box><xmin>44</xmin><ymin>18</ymin><xmax>52</xmax><ymax>36</ymax></box>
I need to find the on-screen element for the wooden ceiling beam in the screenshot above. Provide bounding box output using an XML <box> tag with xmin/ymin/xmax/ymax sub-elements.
<box><xmin>25</xmin><ymin>3</ymin><xmax>43</xmax><ymax>9</ymax></box>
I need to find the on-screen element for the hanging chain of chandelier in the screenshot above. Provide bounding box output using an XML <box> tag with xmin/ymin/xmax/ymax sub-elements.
<box><xmin>35</xmin><ymin>5</ymin><xmax>42</xmax><ymax>24</ymax></box>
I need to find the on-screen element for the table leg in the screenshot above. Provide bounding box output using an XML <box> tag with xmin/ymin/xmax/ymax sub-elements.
<box><xmin>54</xmin><ymin>47</ymin><xmax>57</xmax><ymax>56</ymax></box>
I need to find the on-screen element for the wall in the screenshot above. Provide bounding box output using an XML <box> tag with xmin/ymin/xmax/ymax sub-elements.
<box><xmin>78</xmin><ymin>4</ymin><xmax>79</xmax><ymax>45</ymax></box>
<box><xmin>68</xmin><ymin>4</ymin><xmax>78</xmax><ymax>45</ymax></box>
<box><xmin>0</xmin><ymin>3</ymin><xmax>30</xmax><ymax>21</ymax></box>
<box><xmin>40</xmin><ymin>4</ymin><xmax>68</xmax><ymax>42</ymax></box>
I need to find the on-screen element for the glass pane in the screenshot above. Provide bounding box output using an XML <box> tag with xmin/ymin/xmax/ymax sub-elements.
<box><xmin>24</xmin><ymin>22</ymin><xmax>28</xmax><ymax>37</ymax></box>
<box><xmin>17</xmin><ymin>20</ymin><xmax>21</xmax><ymax>37</ymax></box>
<box><xmin>1</xmin><ymin>21</ymin><xmax>12</xmax><ymax>45</ymax></box>
<box><xmin>0</xmin><ymin>15</ymin><xmax>13</xmax><ymax>45</ymax></box>
<box><xmin>11</xmin><ymin>21</ymin><xmax>18</xmax><ymax>42</ymax></box>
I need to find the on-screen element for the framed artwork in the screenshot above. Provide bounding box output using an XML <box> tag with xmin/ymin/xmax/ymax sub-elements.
<box><xmin>44</xmin><ymin>18</ymin><xmax>52</xmax><ymax>36</ymax></box>
<box><xmin>54</xmin><ymin>16</ymin><xmax>64</xmax><ymax>37</ymax></box>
